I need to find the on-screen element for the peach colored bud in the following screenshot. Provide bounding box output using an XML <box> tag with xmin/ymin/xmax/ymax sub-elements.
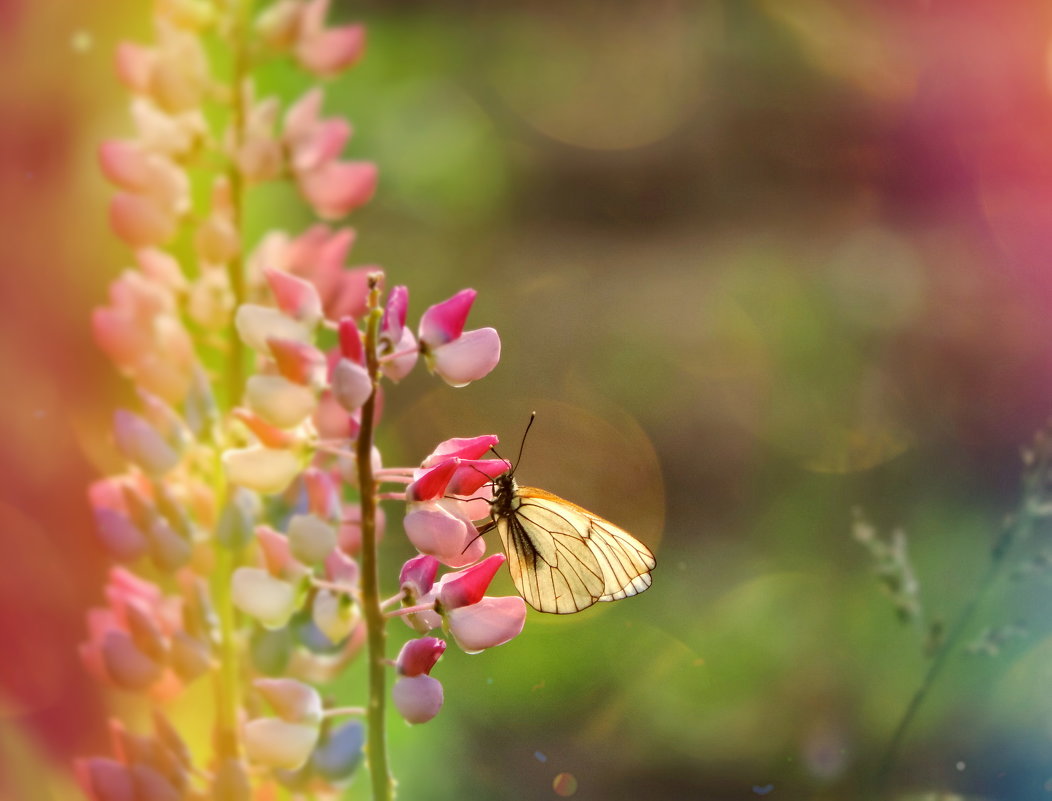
<box><xmin>115</xmin><ymin>42</ymin><xmax>154</xmax><ymax>92</ymax></box>
<box><xmin>264</xmin><ymin>268</ymin><xmax>322</xmax><ymax>326</ymax></box>
<box><xmin>256</xmin><ymin>0</ymin><xmax>303</xmax><ymax>49</ymax></box>
<box><xmin>135</xmin><ymin>249</ymin><xmax>186</xmax><ymax>292</ymax></box>
<box><xmin>297</xmin><ymin>160</ymin><xmax>377</xmax><ymax>220</ymax></box>
<box><xmin>391</xmin><ymin>674</ymin><xmax>443</xmax><ymax>724</ymax></box>
<box><xmin>246</xmin><ymin>375</ymin><xmax>316</xmax><ymax>428</ymax></box>
<box><xmin>243</xmin><ymin>718</ymin><xmax>319</xmax><ymax>770</ymax></box>
<box><xmin>232</xmin><ymin>567</ymin><xmax>298</xmax><ymax>629</ymax></box>
<box><xmin>223</xmin><ymin>446</ymin><xmax>301</xmax><ymax>495</ymax></box>
<box><xmin>287</xmin><ymin>513</ymin><xmax>337</xmax><ymax>564</ymax></box>
<box><xmin>187</xmin><ymin>270</ymin><xmax>234</xmax><ymax>331</ymax></box>
<box><xmin>256</xmin><ymin>525</ymin><xmax>307</xmax><ymax>579</ymax></box>
<box><xmin>295</xmin><ymin>1</ymin><xmax>365</xmax><ymax>77</ymax></box>
<box><xmin>233</xmin><ymin>409</ymin><xmax>297</xmax><ymax>449</ymax></box>
<box><xmin>194</xmin><ymin>215</ymin><xmax>239</xmax><ymax>264</ymax></box>
<box><xmin>156</xmin><ymin>0</ymin><xmax>215</xmax><ymax>30</ymax></box>
<box><xmin>312</xmin><ymin>589</ymin><xmax>358</xmax><ymax>643</ymax></box>
<box><xmin>254</xmin><ymin>678</ymin><xmax>323</xmax><ymax>724</ymax></box>
<box><xmin>110</xmin><ymin>193</ymin><xmax>177</xmax><ymax>247</ymax></box>
<box><xmin>235</xmin><ymin>305</ymin><xmax>312</xmax><ymax>352</ymax></box>
<box><xmin>268</xmin><ymin>338</ymin><xmax>326</xmax><ymax>385</ymax></box>
<box><xmin>99</xmin><ymin>140</ymin><xmax>153</xmax><ymax>191</ymax></box>
<box><xmin>130</xmin><ymin>99</ymin><xmax>206</xmax><ymax>158</ymax></box>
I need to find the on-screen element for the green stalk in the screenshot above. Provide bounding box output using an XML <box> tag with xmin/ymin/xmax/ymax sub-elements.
<box><xmin>357</xmin><ymin>277</ymin><xmax>394</xmax><ymax>801</ymax></box>
<box><xmin>212</xmin><ymin>0</ymin><xmax>254</xmax><ymax>760</ymax></box>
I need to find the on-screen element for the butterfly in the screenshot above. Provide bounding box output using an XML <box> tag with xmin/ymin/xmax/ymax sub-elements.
<box><xmin>476</xmin><ymin>417</ymin><xmax>656</xmax><ymax>614</ymax></box>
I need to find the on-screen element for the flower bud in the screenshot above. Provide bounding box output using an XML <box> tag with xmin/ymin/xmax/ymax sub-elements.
<box><xmin>438</xmin><ymin>554</ymin><xmax>505</xmax><ymax>610</ymax></box>
<box><xmin>311</xmin><ymin>720</ymin><xmax>364</xmax><ymax>783</ymax></box>
<box><xmin>287</xmin><ymin>513</ymin><xmax>337</xmax><ymax>564</ymax></box>
<box><xmin>396</xmin><ymin>636</ymin><xmax>446</xmax><ymax>677</ymax></box>
<box><xmin>312</xmin><ymin>588</ymin><xmax>358</xmax><ymax>644</ymax></box>
<box><xmin>113</xmin><ymin>409</ymin><xmax>180</xmax><ymax>475</ymax></box>
<box><xmin>235</xmin><ymin>304</ymin><xmax>311</xmax><ymax>352</ymax></box>
<box><xmin>243</xmin><ymin>718</ymin><xmax>319</xmax><ymax>771</ymax></box>
<box><xmin>245</xmin><ymin>375</ymin><xmax>317</xmax><ymax>429</ymax></box>
<box><xmin>231</xmin><ymin>567</ymin><xmax>298</xmax><ymax>629</ymax></box>
<box><xmin>223</xmin><ymin>445</ymin><xmax>301</xmax><ymax>495</ymax></box>
<box><xmin>391</xmin><ymin>674</ymin><xmax>443</xmax><ymax>724</ymax></box>
<box><xmin>254</xmin><ymin>677</ymin><xmax>323</xmax><ymax>724</ymax></box>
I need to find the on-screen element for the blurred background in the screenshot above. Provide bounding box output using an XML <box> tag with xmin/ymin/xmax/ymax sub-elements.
<box><xmin>5</xmin><ymin>0</ymin><xmax>1052</xmax><ymax>798</ymax></box>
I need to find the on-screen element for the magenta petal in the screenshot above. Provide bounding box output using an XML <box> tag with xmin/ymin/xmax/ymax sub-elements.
<box><xmin>395</xmin><ymin>636</ymin><xmax>446</xmax><ymax>677</ymax></box>
<box><xmin>338</xmin><ymin>318</ymin><xmax>364</xmax><ymax>362</ymax></box>
<box><xmin>446</xmin><ymin>458</ymin><xmax>510</xmax><ymax>496</ymax></box>
<box><xmin>421</xmin><ymin>435</ymin><xmax>499</xmax><ymax>467</ymax></box>
<box><xmin>291</xmin><ymin>118</ymin><xmax>351</xmax><ymax>173</ymax></box>
<box><xmin>448</xmin><ymin>596</ymin><xmax>527</xmax><ymax>653</ymax></box>
<box><xmin>418</xmin><ymin>289</ymin><xmax>476</xmax><ymax>347</ymax></box>
<box><xmin>400</xmin><ymin>554</ymin><xmax>440</xmax><ymax>597</ymax></box>
<box><xmin>391</xmin><ymin>674</ymin><xmax>443</xmax><ymax>725</ymax></box>
<box><xmin>438</xmin><ymin>554</ymin><xmax>505</xmax><ymax>610</ymax></box>
<box><xmin>430</xmin><ymin>327</ymin><xmax>501</xmax><ymax>387</ymax></box>
<box><xmin>381</xmin><ymin>285</ymin><xmax>408</xmax><ymax>342</ymax></box>
<box><xmin>405</xmin><ymin>461</ymin><xmax>458</xmax><ymax>502</ymax></box>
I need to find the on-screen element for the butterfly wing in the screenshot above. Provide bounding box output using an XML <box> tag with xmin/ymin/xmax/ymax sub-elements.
<box><xmin>496</xmin><ymin>495</ymin><xmax>606</xmax><ymax>614</ymax></box>
<box><xmin>497</xmin><ymin>487</ymin><xmax>655</xmax><ymax>614</ymax></box>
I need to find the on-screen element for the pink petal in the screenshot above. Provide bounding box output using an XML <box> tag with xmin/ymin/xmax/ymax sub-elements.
<box><xmin>419</xmin><ymin>289</ymin><xmax>476</xmax><ymax>347</ymax></box>
<box><xmin>391</xmin><ymin>674</ymin><xmax>443</xmax><ymax>725</ymax></box>
<box><xmin>429</xmin><ymin>327</ymin><xmax>501</xmax><ymax>387</ymax></box>
<box><xmin>298</xmin><ymin>160</ymin><xmax>377</xmax><ymax>220</ymax></box>
<box><xmin>421</xmin><ymin>435</ymin><xmax>499</xmax><ymax>467</ymax></box>
<box><xmin>304</xmin><ymin>467</ymin><xmax>339</xmax><ymax>519</ymax></box>
<box><xmin>110</xmin><ymin>193</ymin><xmax>177</xmax><ymax>248</ymax></box>
<box><xmin>396</xmin><ymin>637</ymin><xmax>446</xmax><ymax>677</ymax></box>
<box><xmin>446</xmin><ymin>458</ymin><xmax>510</xmax><ymax>496</ymax></box>
<box><xmin>381</xmin><ymin>285</ymin><xmax>408</xmax><ymax>341</ymax></box>
<box><xmin>115</xmin><ymin>42</ymin><xmax>154</xmax><ymax>92</ymax></box>
<box><xmin>264</xmin><ymin>268</ymin><xmax>323</xmax><ymax>325</ymax></box>
<box><xmin>99</xmin><ymin>140</ymin><xmax>152</xmax><ymax>191</ymax></box>
<box><xmin>255</xmin><ymin>525</ymin><xmax>304</xmax><ymax>579</ymax></box>
<box><xmin>327</xmin><ymin>266</ymin><xmax>375</xmax><ymax>320</ymax></box>
<box><xmin>296</xmin><ymin>22</ymin><xmax>366</xmax><ymax>77</ymax></box>
<box><xmin>291</xmin><ymin>118</ymin><xmax>351</xmax><ymax>174</ymax></box>
<box><xmin>338</xmin><ymin>318</ymin><xmax>363</xmax><ymax>363</ymax></box>
<box><xmin>135</xmin><ymin>248</ymin><xmax>186</xmax><ymax>291</ymax></box>
<box><xmin>325</xmin><ymin>548</ymin><xmax>359</xmax><ymax>585</ymax></box>
<box><xmin>399</xmin><ymin>554</ymin><xmax>440</xmax><ymax>598</ymax></box>
<box><xmin>331</xmin><ymin>358</ymin><xmax>373</xmax><ymax>411</ymax></box>
<box><xmin>267</xmin><ymin>338</ymin><xmax>326</xmax><ymax>385</ymax></box>
<box><xmin>403</xmin><ymin>504</ymin><xmax>482</xmax><ymax>568</ymax></box>
<box><xmin>232</xmin><ymin>408</ymin><xmax>297</xmax><ymax>449</ymax></box>
<box><xmin>76</xmin><ymin>758</ymin><xmax>136</xmax><ymax>801</ymax></box>
<box><xmin>284</xmin><ymin>88</ymin><xmax>323</xmax><ymax>146</ymax></box>
<box><xmin>438</xmin><ymin>554</ymin><xmax>505</xmax><ymax>610</ymax></box>
<box><xmin>405</xmin><ymin>461</ymin><xmax>458</xmax><ymax>502</ymax></box>
<box><xmin>448</xmin><ymin>596</ymin><xmax>527</xmax><ymax>653</ymax></box>
<box><xmin>380</xmin><ymin>327</ymin><xmax>418</xmax><ymax>382</ymax></box>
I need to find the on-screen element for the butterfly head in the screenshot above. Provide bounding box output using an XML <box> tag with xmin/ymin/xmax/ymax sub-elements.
<box><xmin>489</xmin><ymin>467</ymin><xmax>518</xmax><ymax>519</ymax></box>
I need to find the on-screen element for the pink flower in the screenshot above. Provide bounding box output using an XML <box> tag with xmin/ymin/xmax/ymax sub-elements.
<box><xmin>395</xmin><ymin>637</ymin><xmax>446</xmax><ymax>677</ymax></box>
<box><xmin>284</xmin><ymin>90</ymin><xmax>377</xmax><ymax>219</ymax></box>
<box><xmin>294</xmin><ymin>0</ymin><xmax>366</xmax><ymax>77</ymax></box>
<box><xmin>391</xmin><ymin>674</ymin><xmax>443</xmax><ymax>725</ymax></box>
<box><xmin>403</xmin><ymin>501</ymin><xmax>484</xmax><ymax>568</ymax></box>
<box><xmin>418</xmin><ymin>289</ymin><xmax>501</xmax><ymax>387</ymax></box>
<box><xmin>400</xmin><ymin>554</ymin><xmax>440</xmax><ymax>600</ymax></box>
<box><xmin>379</xmin><ymin>286</ymin><xmax>418</xmax><ymax>381</ymax></box>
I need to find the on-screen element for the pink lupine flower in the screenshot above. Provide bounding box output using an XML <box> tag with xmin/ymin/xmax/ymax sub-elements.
<box><xmin>304</xmin><ymin>466</ymin><xmax>340</xmax><ymax>519</ymax></box>
<box><xmin>418</xmin><ymin>289</ymin><xmax>501</xmax><ymax>387</ymax></box>
<box><xmin>251</xmin><ymin>226</ymin><xmax>376</xmax><ymax>320</ymax></box>
<box><xmin>119</xmin><ymin>23</ymin><xmax>210</xmax><ymax>114</ymax></box>
<box><xmin>297</xmin><ymin>160</ymin><xmax>378</xmax><ymax>220</ymax></box>
<box><xmin>245</xmin><ymin>374</ymin><xmax>316</xmax><ymax>428</ymax></box>
<box><xmin>391</xmin><ymin>675</ymin><xmax>443</xmax><ymax>725</ymax></box>
<box><xmin>294</xmin><ymin>0</ymin><xmax>366</xmax><ymax>77</ymax></box>
<box><xmin>447</xmin><ymin>596</ymin><xmax>527</xmax><ymax>654</ymax></box>
<box><xmin>396</xmin><ymin>637</ymin><xmax>446</xmax><ymax>677</ymax></box>
<box><xmin>378</xmin><ymin>285</ymin><xmax>418</xmax><ymax>381</ymax></box>
<box><xmin>75</xmin><ymin>757</ymin><xmax>135</xmax><ymax>801</ymax></box>
<box><xmin>235</xmin><ymin>304</ymin><xmax>313</xmax><ymax>353</ymax></box>
<box><xmin>233</xmin><ymin>408</ymin><xmax>298</xmax><ymax>449</ymax></box>
<box><xmin>437</xmin><ymin>554</ymin><xmax>505</xmax><ymax>610</ymax></box>
<box><xmin>113</xmin><ymin>409</ymin><xmax>180</xmax><ymax>475</ymax></box>
<box><xmin>255</xmin><ymin>678</ymin><xmax>323</xmax><ymax>724</ymax></box>
<box><xmin>129</xmin><ymin>98</ymin><xmax>207</xmax><ymax>158</ymax></box>
<box><xmin>403</xmin><ymin>503</ymin><xmax>484</xmax><ymax>568</ymax></box>
<box><xmin>255</xmin><ymin>526</ymin><xmax>307</xmax><ymax>580</ymax></box>
<box><xmin>235</xmin><ymin>93</ymin><xmax>283</xmax><ymax>183</ymax></box>
<box><xmin>284</xmin><ymin>89</ymin><xmax>377</xmax><ymax>220</ymax></box>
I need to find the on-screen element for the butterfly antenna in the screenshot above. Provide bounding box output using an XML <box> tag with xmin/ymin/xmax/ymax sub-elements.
<box><xmin>513</xmin><ymin>411</ymin><xmax>536</xmax><ymax>477</ymax></box>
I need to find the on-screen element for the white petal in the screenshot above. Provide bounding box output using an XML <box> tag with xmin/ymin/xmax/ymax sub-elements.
<box><xmin>243</xmin><ymin>718</ymin><xmax>319</xmax><ymax>769</ymax></box>
<box><xmin>231</xmin><ymin>567</ymin><xmax>298</xmax><ymax>629</ymax></box>
<box><xmin>246</xmin><ymin>374</ymin><xmax>316</xmax><ymax>428</ymax></box>
<box><xmin>223</xmin><ymin>445</ymin><xmax>301</xmax><ymax>494</ymax></box>
<box><xmin>235</xmin><ymin>304</ymin><xmax>312</xmax><ymax>352</ymax></box>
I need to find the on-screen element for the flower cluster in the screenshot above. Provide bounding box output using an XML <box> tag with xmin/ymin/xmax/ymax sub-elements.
<box><xmin>81</xmin><ymin>3</ymin><xmax>518</xmax><ymax>800</ymax></box>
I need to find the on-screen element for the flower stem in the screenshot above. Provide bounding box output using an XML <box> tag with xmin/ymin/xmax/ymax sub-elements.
<box><xmin>872</xmin><ymin>468</ymin><xmax>1039</xmax><ymax>797</ymax></box>
<box><xmin>358</xmin><ymin>276</ymin><xmax>394</xmax><ymax>801</ymax></box>
<box><xmin>212</xmin><ymin>0</ymin><xmax>254</xmax><ymax>761</ymax></box>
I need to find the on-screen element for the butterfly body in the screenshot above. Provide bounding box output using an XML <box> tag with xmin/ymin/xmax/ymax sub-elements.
<box><xmin>488</xmin><ymin>471</ymin><xmax>656</xmax><ymax>614</ymax></box>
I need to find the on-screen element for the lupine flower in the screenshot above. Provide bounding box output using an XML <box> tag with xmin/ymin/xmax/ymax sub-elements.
<box><xmin>446</xmin><ymin>596</ymin><xmax>527</xmax><ymax>654</ymax></box>
<box><xmin>403</xmin><ymin>461</ymin><xmax>485</xmax><ymax>567</ymax></box>
<box><xmin>294</xmin><ymin>0</ymin><xmax>366</xmax><ymax>77</ymax></box>
<box><xmin>232</xmin><ymin>567</ymin><xmax>299</xmax><ymax>630</ymax></box>
<box><xmin>244</xmin><ymin>679</ymin><xmax>322</xmax><ymax>770</ymax></box>
<box><xmin>223</xmin><ymin>445</ymin><xmax>302</xmax><ymax>495</ymax></box>
<box><xmin>392</xmin><ymin>675</ymin><xmax>443</xmax><ymax>725</ymax></box>
<box><xmin>418</xmin><ymin>289</ymin><xmax>501</xmax><ymax>387</ymax></box>
<box><xmin>378</xmin><ymin>285</ymin><xmax>418</xmax><ymax>380</ymax></box>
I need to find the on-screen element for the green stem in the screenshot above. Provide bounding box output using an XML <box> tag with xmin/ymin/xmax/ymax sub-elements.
<box><xmin>212</xmin><ymin>0</ymin><xmax>254</xmax><ymax>760</ymax></box>
<box><xmin>873</xmin><ymin>474</ymin><xmax>1038</xmax><ymax>797</ymax></box>
<box><xmin>358</xmin><ymin>278</ymin><xmax>394</xmax><ymax>801</ymax></box>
